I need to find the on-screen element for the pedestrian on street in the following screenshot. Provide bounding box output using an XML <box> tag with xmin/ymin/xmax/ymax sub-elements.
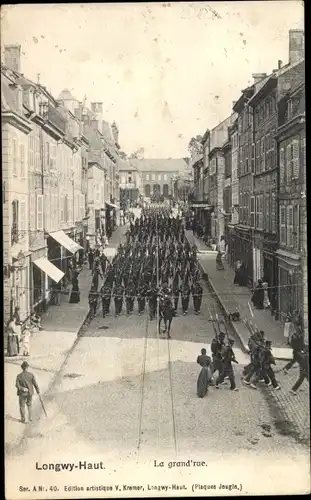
<box><xmin>290</xmin><ymin>350</ymin><xmax>309</xmax><ymax>395</ymax></box>
<box><xmin>15</xmin><ymin>361</ymin><xmax>40</xmax><ymax>424</ymax></box>
<box><xmin>181</xmin><ymin>280</ymin><xmax>190</xmax><ymax>315</ymax></box>
<box><xmin>114</xmin><ymin>282</ymin><xmax>124</xmax><ymax>316</ymax></box>
<box><xmin>88</xmin><ymin>248</ymin><xmax>94</xmax><ymax>271</ymax></box>
<box><xmin>249</xmin><ymin>341</ymin><xmax>280</xmax><ymax>390</ymax></box>
<box><xmin>101</xmin><ymin>284</ymin><xmax>111</xmax><ymax>318</ymax></box>
<box><xmin>251</xmin><ymin>279</ymin><xmax>264</xmax><ymax>309</ymax></box>
<box><xmin>88</xmin><ymin>288</ymin><xmax>98</xmax><ymax>317</ymax></box>
<box><xmin>7</xmin><ymin>316</ymin><xmax>20</xmax><ymax>356</ymax></box>
<box><xmin>215</xmin><ymin>339</ymin><xmax>239</xmax><ymax>391</ymax></box>
<box><xmin>283</xmin><ymin>328</ymin><xmax>305</xmax><ymax>374</ymax></box>
<box><xmin>196</xmin><ymin>348</ymin><xmax>213</xmax><ymax>398</ymax></box>
<box><xmin>216</xmin><ymin>251</ymin><xmax>225</xmax><ymax>271</ymax></box>
<box><xmin>21</xmin><ymin>325</ymin><xmax>32</xmax><ymax>356</ymax></box>
<box><xmin>211</xmin><ymin>332</ymin><xmax>225</xmax><ymax>377</ymax></box>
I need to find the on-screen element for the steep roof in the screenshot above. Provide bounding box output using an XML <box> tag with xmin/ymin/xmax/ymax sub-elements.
<box><xmin>129</xmin><ymin>158</ymin><xmax>188</xmax><ymax>173</ymax></box>
<box><xmin>1</xmin><ymin>69</ymin><xmax>22</xmax><ymax>115</ymax></box>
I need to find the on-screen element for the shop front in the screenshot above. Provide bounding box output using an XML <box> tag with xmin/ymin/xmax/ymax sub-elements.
<box><xmin>30</xmin><ymin>246</ymin><xmax>48</xmax><ymax>313</ymax></box>
<box><xmin>231</xmin><ymin>225</ymin><xmax>253</xmax><ymax>286</ymax></box>
<box><xmin>9</xmin><ymin>246</ymin><xmax>31</xmax><ymax>322</ymax></box>
<box><xmin>276</xmin><ymin>249</ymin><xmax>301</xmax><ymax>324</ymax></box>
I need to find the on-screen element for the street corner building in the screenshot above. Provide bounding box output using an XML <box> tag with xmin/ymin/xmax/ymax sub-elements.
<box><xmin>2</xmin><ymin>45</ymin><xmax>123</xmax><ymax>348</ymax></box>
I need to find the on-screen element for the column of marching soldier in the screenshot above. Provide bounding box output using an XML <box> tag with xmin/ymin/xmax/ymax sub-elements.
<box><xmin>87</xmin><ymin>207</ymin><xmax>204</xmax><ymax>320</ymax></box>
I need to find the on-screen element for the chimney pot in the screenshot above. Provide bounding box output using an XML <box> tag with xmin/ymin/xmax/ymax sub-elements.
<box><xmin>289</xmin><ymin>29</ymin><xmax>304</xmax><ymax>64</ymax></box>
<box><xmin>4</xmin><ymin>45</ymin><xmax>21</xmax><ymax>73</ymax></box>
<box><xmin>91</xmin><ymin>102</ymin><xmax>103</xmax><ymax>114</ymax></box>
<box><xmin>252</xmin><ymin>73</ymin><xmax>267</xmax><ymax>84</ymax></box>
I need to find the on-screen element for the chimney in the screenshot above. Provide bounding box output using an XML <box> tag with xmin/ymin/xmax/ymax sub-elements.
<box><xmin>4</xmin><ymin>45</ymin><xmax>21</xmax><ymax>73</ymax></box>
<box><xmin>91</xmin><ymin>102</ymin><xmax>103</xmax><ymax>114</ymax></box>
<box><xmin>252</xmin><ymin>73</ymin><xmax>267</xmax><ymax>84</ymax></box>
<box><xmin>91</xmin><ymin>119</ymin><xmax>98</xmax><ymax>131</ymax></box>
<box><xmin>289</xmin><ymin>29</ymin><xmax>304</xmax><ymax>64</ymax></box>
<box><xmin>278</xmin><ymin>60</ymin><xmax>283</xmax><ymax>69</ymax></box>
<box><xmin>111</xmin><ymin>121</ymin><xmax>119</xmax><ymax>143</ymax></box>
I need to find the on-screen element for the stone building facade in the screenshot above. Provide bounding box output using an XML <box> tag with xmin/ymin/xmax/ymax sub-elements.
<box><xmin>275</xmin><ymin>81</ymin><xmax>306</xmax><ymax>335</ymax></box>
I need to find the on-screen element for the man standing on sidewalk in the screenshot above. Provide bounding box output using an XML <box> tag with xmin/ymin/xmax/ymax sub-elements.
<box><xmin>290</xmin><ymin>350</ymin><xmax>309</xmax><ymax>396</ymax></box>
<box><xmin>16</xmin><ymin>361</ymin><xmax>40</xmax><ymax>424</ymax></box>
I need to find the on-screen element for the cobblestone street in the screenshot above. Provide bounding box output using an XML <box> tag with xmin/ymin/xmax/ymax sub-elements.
<box><xmin>6</xmin><ymin>272</ymin><xmax>310</xmax><ymax>496</ymax></box>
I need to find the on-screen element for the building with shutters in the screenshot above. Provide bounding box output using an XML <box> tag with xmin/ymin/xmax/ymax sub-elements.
<box><xmin>118</xmin><ymin>158</ymin><xmax>143</xmax><ymax>209</ymax></box>
<box><xmin>2</xmin><ymin>46</ymin><xmax>89</xmax><ymax>322</ymax></box>
<box><xmin>275</xmin><ymin>81</ymin><xmax>306</xmax><ymax>335</ymax></box>
<box><xmin>2</xmin><ymin>61</ymin><xmax>32</xmax><ymax>324</ymax></box>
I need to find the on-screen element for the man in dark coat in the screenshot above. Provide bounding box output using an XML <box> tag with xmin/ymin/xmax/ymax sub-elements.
<box><xmin>211</xmin><ymin>332</ymin><xmax>225</xmax><ymax>376</ymax></box>
<box><xmin>251</xmin><ymin>279</ymin><xmax>264</xmax><ymax>309</ymax></box>
<box><xmin>216</xmin><ymin>339</ymin><xmax>239</xmax><ymax>391</ymax></box>
<box><xmin>191</xmin><ymin>281</ymin><xmax>203</xmax><ymax>314</ymax></box>
<box><xmin>125</xmin><ymin>279</ymin><xmax>135</xmax><ymax>315</ymax></box>
<box><xmin>16</xmin><ymin>361</ymin><xmax>40</xmax><ymax>423</ymax></box>
<box><xmin>88</xmin><ymin>248</ymin><xmax>94</xmax><ymax>271</ymax></box>
<box><xmin>181</xmin><ymin>280</ymin><xmax>190</xmax><ymax>315</ymax></box>
<box><xmin>101</xmin><ymin>284</ymin><xmax>112</xmax><ymax>317</ymax></box>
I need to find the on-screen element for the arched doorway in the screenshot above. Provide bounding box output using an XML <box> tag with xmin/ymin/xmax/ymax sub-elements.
<box><xmin>153</xmin><ymin>184</ymin><xmax>161</xmax><ymax>196</ymax></box>
<box><xmin>163</xmin><ymin>184</ymin><xmax>169</xmax><ymax>198</ymax></box>
<box><xmin>145</xmin><ymin>184</ymin><xmax>151</xmax><ymax>197</ymax></box>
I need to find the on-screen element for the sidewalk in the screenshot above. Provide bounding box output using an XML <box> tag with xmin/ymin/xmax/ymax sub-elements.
<box><xmin>5</xmin><ymin>224</ymin><xmax>129</xmax><ymax>454</ymax></box>
<box><xmin>185</xmin><ymin>232</ymin><xmax>309</xmax><ymax>443</ymax></box>
<box><xmin>185</xmin><ymin>230</ymin><xmax>291</xmax><ymax>360</ymax></box>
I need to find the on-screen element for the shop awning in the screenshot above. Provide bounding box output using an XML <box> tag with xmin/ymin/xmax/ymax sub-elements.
<box><xmin>49</xmin><ymin>230</ymin><xmax>82</xmax><ymax>253</ymax></box>
<box><xmin>33</xmin><ymin>257</ymin><xmax>64</xmax><ymax>283</ymax></box>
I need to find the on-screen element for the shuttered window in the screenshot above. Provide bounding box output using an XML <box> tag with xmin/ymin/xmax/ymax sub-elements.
<box><xmin>36</xmin><ymin>194</ymin><xmax>44</xmax><ymax>230</ymax></box>
<box><xmin>291</xmin><ymin>139</ymin><xmax>299</xmax><ymax>179</ymax></box>
<box><xmin>287</xmin><ymin>205</ymin><xmax>294</xmax><ymax>247</ymax></box>
<box><xmin>259</xmin><ymin>194</ymin><xmax>264</xmax><ymax>229</ymax></box>
<box><xmin>293</xmin><ymin>204</ymin><xmax>300</xmax><ymax>251</ymax></box>
<box><xmin>12</xmin><ymin>139</ymin><xmax>18</xmax><ymax>176</ymax></box>
<box><xmin>286</xmin><ymin>143</ymin><xmax>292</xmax><ymax>182</ymax></box>
<box><xmin>255</xmin><ymin>195</ymin><xmax>260</xmax><ymax>228</ymax></box>
<box><xmin>280</xmin><ymin>205</ymin><xmax>286</xmax><ymax>245</ymax></box>
<box><xmin>250</xmin><ymin>196</ymin><xmax>255</xmax><ymax>227</ymax></box>
<box><xmin>20</xmin><ymin>145</ymin><xmax>25</xmax><ymax>178</ymax></box>
<box><xmin>271</xmin><ymin>192</ymin><xmax>277</xmax><ymax>234</ymax></box>
<box><xmin>256</xmin><ymin>140</ymin><xmax>260</xmax><ymax>174</ymax></box>
<box><xmin>29</xmin><ymin>135</ymin><xmax>35</xmax><ymax>168</ymax></box>
<box><xmin>301</xmin><ymin>137</ymin><xmax>306</xmax><ymax>174</ymax></box>
<box><xmin>279</xmin><ymin>147</ymin><xmax>285</xmax><ymax>185</ymax></box>
<box><xmin>251</xmin><ymin>143</ymin><xmax>255</xmax><ymax>173</ymax></box>
<box><xmin>264</xmin><ymin>193</ymin><xmax>270</xmax><ymax>231</ymax></box>
<box><xmin>60</xmin><ymin>195</ymin><xmax>64</xmax><ymax>222</ymax></box>
<box><xmin>20</xmin><ymin>199</ymin><xmax>26</xmax><ymax>232</ymax></box>
<box><xmin>261</xmin><ymin>138</ymin><xmax>265</xmax><ymax>172</ymax></box>
<box><xmin>45</xmin><ymin>192</ymin><xmax>50</xmax><ymax>230</ymax></box>
<box><xmin>29</xmin><ymin>194</ymin><xmax>35</xmax><ymax>230</ymax></box>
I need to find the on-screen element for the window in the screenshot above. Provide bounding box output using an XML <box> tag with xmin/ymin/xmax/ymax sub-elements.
<box><xmin>279</xmin><ymin>147</ymin><xmax>285</xmax><ymax>184</ymax></box>
<box><xmin>271</xmin><ymin>192</ymin><xmax>276</xmax><ymax>234</ymax></box>
<box><xmin>210</xmin><ymin>157</ymin><xmax>217</xmax><ymax>175</ymax></box>
<box><xmin>19</xmin><ymin>199</ymin><xmax>26</xmax><ymax>233</ymax></box>
<box><xmin>45</xmin><ymin>192</ymin><xmax>50</xmax><ymax>229</ymax></box>
<box><xmin>293</xmin><ymin>204</ymin><xmax>300</xmax><ymax>251</ymax></box>
<box><xmin>20</xmin><ymin>144</ymin><xmax>25</xmax><ymax>178</ymax></box>
<box><xmin>261</xmin><ymin>137</ymin><xmax>265</xmax><ymax>172</ymax></box>
<box><xmin>286</xmin><ymin>143</ymin><xmax>292</xmax><ymax>182</ymax></box>
<box><xmin>158</xmin><ymin>174</ymin><xmax>161</xmax><ymax>181</ymax></box>
<box><xmin>36</xmin><ymin>194</ymin><xmax>44</xmax><ymax>230</ymax></box>
<box><xmin>250</xmin><ymin>196</ymin><xmax>255</xmax><ymax>227</ymax></box>
<box><xmin>60</xmin><ymin>195</ymin><xmax>64</xmax><ymax>222</ymax></box>
<box><xmin>11</xmin><ymin>200</ymin><xmax>19</xmax><ymax>244</ymax></box>
<box><xmin>259</xmin><ymin>194</ymin><xmax>264</xmax><ymax>229</ymax></box>
<box><xmin>164</xmin><ymin>174</ymin><xmax>167</xmax><ymax>181</ymax></box>
<box><xmin>12</xmin><ymin>139</ymin><xmax>18</xmax><ymax>176</ymax></box>
<box><xmin>146</xmin><ymin>174</ymin><xmax>150</xmax><ymax>181</ymax></box>
<box><xmin>251</xmin><ymin>143</ymin><xmax>255</xmax><ymax>173</ymax></box>
<box><xmin>291</xmin><ymin>139</ymin><xmax>299</xmax><ymax>179</ymax></box>
<box><xmin>302</xmin><ymin>137</ymin><xmax>306</xmax><ymax>173</ymax></box>
<box><xmin>287</xmin><ymin>99</ymin><xmax>292</xmax><ymax>121</ymax></box>
<box><xmin>255</xmin><ymin>140</ymin><xmax>260</xmax><ymax>173</ymax></box>
<box><xmin>287</xmin><ymin>205</ymin><xmax>294</xmax><ymax>247</ymax></box>
<box><xmin>280</xmin><ymin>205</ymin><xmax>286</xmax><ymax>245</ymax></box>
<box><xmin>264</xmin><ymin>192</ymin><xmax>270</xmax><ymax>231</ymax></box>
<box><xmin>64</xmin><ymin>195</ymin><xmax>68</xmax><ymax>222</ymax></box>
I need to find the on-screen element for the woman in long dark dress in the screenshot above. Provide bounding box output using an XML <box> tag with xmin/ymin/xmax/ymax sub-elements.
<box><xmin>233</xmin><ymin>260</ymin><xmax>242</xmax><ymax>284</ymax></box>
<box><xmin>197</xmin><ymin>348</ymin><xmax>213</xmax><ymax>398</ymax></box>
<box><xmin>69</xmin><ymin>271</ymin><xmax>80</xmax><ymax>303</ymax></box>
<box><xmin>251</xmin><ymin>279</ymin><xmax>264</xmax><ymax>309</ymax></box>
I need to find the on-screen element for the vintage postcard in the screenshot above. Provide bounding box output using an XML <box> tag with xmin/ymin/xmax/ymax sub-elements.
<box><xmin>2</xmin><ymin>2</ymin><xmax>309</xmax><ymax>499</ymax></box>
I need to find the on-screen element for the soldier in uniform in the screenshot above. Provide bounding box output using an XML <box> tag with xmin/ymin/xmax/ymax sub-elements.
<box><xmin>211</xmin><ymin>331</ymin><xmax>226</xmax><ymax>376</ymax></box>
<box><xmin>88</xmin><ymin>287</ymin><xmax>99</xmax><ymax>317</ymax></box>
<box><xmin>137</xmin><ymin>282</ymin><xmax>148</xmax><ymax>315</ymax></box>
<box><xmin>191</xmin><ymin>280</ymin><xmax>203</xmax><ymax>314</ymax></box>
<box><xmin>147</xmin><ymin>282</ymin><xmax>158</xmax><ymax>320</ymax></box>
<box><xmin>215</xmin><ymin>339</ymin><xmax>239</xmax><ymax>391</ymax></box>
<box><xmin>125</xmin><ymin>279</ymin><xmax>135</xmax><ymax>315</ymax></box>
<box><xmin>181</xmin><ymin>279</ymin><xmax>190</xmax><ymax>315</ymax></box>
<box><xmin>101</xmin><ymin>282</ymin><xmax>112</xmax><ymax>318</ymax></box>
<box><xmin>114</xmin><ymin>281</ymin><xmax>124</xmax><ymax>317</ymax></box>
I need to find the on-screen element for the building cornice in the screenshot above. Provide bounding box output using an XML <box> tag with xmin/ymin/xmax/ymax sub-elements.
<box><xmin>274</xmin><ymin>114</ymin><xmax>305</xmax><ymax>141</ymax></box>
<box><xmin>208</xmin><ymin>146</ymin><xmax>222</xmax><ymax>159</ymax></box>
<box><xmin>1</xmin><ymin>110</ymin><xmax>33</xmax><ymax>134</ymax></box>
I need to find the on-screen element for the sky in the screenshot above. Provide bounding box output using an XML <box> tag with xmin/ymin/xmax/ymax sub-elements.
<box><xmin>1</xmin><ymin>2</ymin><xmax>304</xmax><ymax>158</ymax></box>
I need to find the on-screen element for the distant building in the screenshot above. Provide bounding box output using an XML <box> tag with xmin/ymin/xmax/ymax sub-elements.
<box><xmin>130</xmin><ymin>158</ymin><xmax>188</xmax><ymax>201</ymax></box>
